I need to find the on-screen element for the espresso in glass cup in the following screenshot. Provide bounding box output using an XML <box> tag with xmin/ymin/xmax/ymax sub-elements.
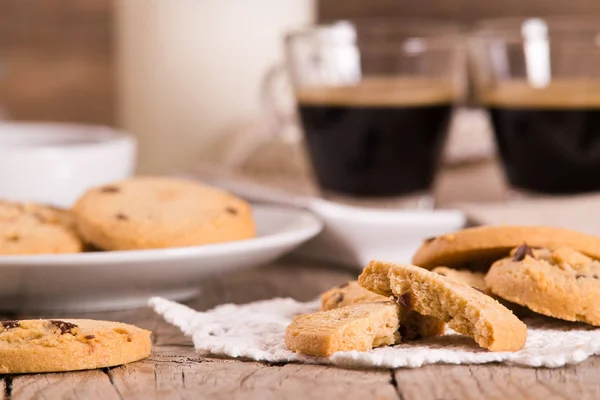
<box><xmin>471</xmin><ymin>18</ymin><xmax>600</xmax><ymax>195</ymax></box>
<box><xmin>268</xmin><ymin>21</ymin><xmax>465</xmax><ymax>207</ymax></box>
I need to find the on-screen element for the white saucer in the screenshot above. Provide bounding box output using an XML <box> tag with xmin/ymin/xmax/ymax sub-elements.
<box><xmin>0</xmin><ymin>205</ymin><xmax>322</xmax><ymax>312</ymax></box>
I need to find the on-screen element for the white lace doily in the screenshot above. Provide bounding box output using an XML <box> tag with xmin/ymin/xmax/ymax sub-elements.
<box><xmin>150</xmin><ymin>297</ymin><xmax>600</xmax><ymax>369</ymax></box>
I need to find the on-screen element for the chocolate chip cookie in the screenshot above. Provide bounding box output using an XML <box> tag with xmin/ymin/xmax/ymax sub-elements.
<box><xmin>73</xmin><ymin>176</ymin><xmax>256</xmax><ymax>250</ymax></box>
<box><xmin>359</xmin><ymin>261</ymin><xmax>527</xmax><ymax>352</ymax></box>
<box><xmin>486</xmin><ymin>244</ymin><xmax>600</xmax><ymax>326</ymax></box>
<box><xmin>0</xmin><ymin>319</ymin><xmax>152</xmax><ymax>373</ymax></box>
<box><xmin>0</xmin><ymin>200</ymin><xmax>82</xmax><ymax>255</ymax></box>
<box><xmin>321</xmin><ymin>281</ymin><xmax>446</xmax><ymax>341</ymax></box>
<box><xmin>413</xmin><ymin>225</ymin><xmax>600</xmax><ymax>271</ymax></box>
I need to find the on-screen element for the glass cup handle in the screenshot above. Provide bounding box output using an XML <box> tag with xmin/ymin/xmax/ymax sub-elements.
<box><xmin>261</xmin><ymin>63</ymin><xmax>303</xmax><ymax>143</ymax></box>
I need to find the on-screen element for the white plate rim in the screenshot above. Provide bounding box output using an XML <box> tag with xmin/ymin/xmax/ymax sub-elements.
<box><xmin>0</xmin><ymin>204</ymin><xmax>323</xmax><ymax>266</ymax></box>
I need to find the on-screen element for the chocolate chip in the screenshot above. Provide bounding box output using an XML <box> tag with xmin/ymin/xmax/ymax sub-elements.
<box><xmin>50</xmin><ymin>320</ymin><xmax>78</xmax><ymax>335</ymax></box>
<box><xmin>1</xmin><ymin>320</ymin><xmax>19</xmax><ymax>329</ymax></box>
<box><xmin>594</xmin><ymin>275</ymin><xmax>599</xmax><ymax>279</ymax></box>
<box><xmin>5</xmin><ymin>234</ymin><xmax>19</xmax><ymax>242</ymax></box>
<box><xmin>397</xmin><ymin>293</ymin><xmax>411</xmax><ymax>308</ymax></box>
<box><xmin>115</xmin><ymin>213</ymin><xmax>128</xmax><ymax>220</ymax></box>
<box><xmin>100</xmin><ymin>186</ymin><xmax>120</xmax><ymax>193</ymax></box>
<box><xmin>333</xmin><ymin>293</ymin><xmax>344</xmax><ymax>305</ymax></box>
<box><xmin>513</xmin><ymin>243</ymin><xmax>535</xmax><ymax>262</ymax></box>
<box><xmin>398</xmin><ymin>325</ymin><xmax>407</xmax><ymax>342</ymax></box>
<box><xmin>225</xmin><ymin>207</ymin><xmax>238</xmax><ymax>215</ymax></box>
<box><xmin>85</xmin><ymin>334</ymin><xmax>95</xmax><ymax>339</ymax></box>
<box><xmin>337</xmin><ymin>282</ymin><xmax>350</xmax><ymax>289</ymax></box>
<box><xmin>424</xmin><ymin>236</ymin><xmax>436</xmax><ymax>244</ymax></box>
<box><xmin>576</xmin><ymin>274</ymin><xmax>586</xmax><ymax>279</ymax></box>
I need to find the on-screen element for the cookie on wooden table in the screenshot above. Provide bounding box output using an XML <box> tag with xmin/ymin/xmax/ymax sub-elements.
<box><xmin>73</xmin><ymin>176</ymin><xmax>256</xmax><ymax>250</ymax></box>
<box><xmin>0</xmin><ymin>319</ymin><xmax>152</xmax><ymax>373</ymax></box>
<box><xmin>320</xmin><ymin>281</ymin><xmax>446</xmax><ymax>342</ymax></box>
<box><xmin>486</xmin><ymin>244</ymin><xmax>600</xmax><ymax>326</ymax></box>
<box><xmin>0</xmin><ymin>200</ymin><xmax>82</xmax><ymax>255</ymax></box>
<box><xmin>359</xmin><ymin>261</ymin><xmax>527</xmax><ymax>352</ymax></box>
<box><xmin>413</xmin><ymin>225</ymin><xmax>600</xmax><ymax>271</ymax></box>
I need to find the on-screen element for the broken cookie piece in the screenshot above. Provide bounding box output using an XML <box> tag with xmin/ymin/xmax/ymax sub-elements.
<box><xmin>286</xmin><ymin>302</ymin><xmax>400</xmax><ymax>357</ymax></box>
<box><xmin>359</xmin><ymin>261</ymin><xmax>527</xmax><ymax>352</ymax></box>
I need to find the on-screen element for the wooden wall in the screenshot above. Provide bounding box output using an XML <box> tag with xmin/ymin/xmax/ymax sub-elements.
<box><xmin>0</xmin><ymin>0</ymin><xmax>114</xmax><ymax>124</ymax></box>
<box><xmin>318</xmin><ymin>0</ymin><xmax>600</xmax><ymax>23</ymax></box>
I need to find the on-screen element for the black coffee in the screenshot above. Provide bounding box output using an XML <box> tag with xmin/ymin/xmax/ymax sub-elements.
<box><xmin>296</xmin><ymin>78</ymin><xmax>454</xmax><ymax>197</ymax></box>
<box><xmin>486</xmin><ymin>80</ymin><xmax>600</xmax><ymax>194</ymax></box>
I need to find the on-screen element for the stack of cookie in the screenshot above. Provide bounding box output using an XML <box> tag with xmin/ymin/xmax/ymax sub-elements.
<box><xmin>286</xmin><ymin>226</ymin><xmax>600</xmax><ymax>356</ymax></box>
<box><xmin>0</xmin><ymin>176</ymin><xmax>256</xmax><ymax>255</ymax></box>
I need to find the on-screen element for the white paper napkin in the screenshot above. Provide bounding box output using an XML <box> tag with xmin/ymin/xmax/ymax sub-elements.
<box><xmin>150</xmin><ymin>296</ymin><xmax>600</xmax><ymax>369</ymax></box>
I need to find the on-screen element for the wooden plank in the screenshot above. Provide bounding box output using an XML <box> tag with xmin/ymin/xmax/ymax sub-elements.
<box><xmin>10</xmin><ymin>370</ymin><xmax>121</xmax><ymax>400</ymax></box>
<box><xmin>0</xmin><ymin>0</ymin><xmax>114</xmax><ymax>124</ymax></box>
<box><xmin>394</xmin><ymin>358</ymin><xmax>600</xmax><ymax>400</ymax></box>
<box><xmin>318</xmin><ymin>0</ymin><xmax>600</xmax><ymax>24</ymax></box>
<box><xmin>4</xmin><ymin>259</ymin><xmax>600</xmax><ymax>399</ymax></box>
<box><xmin>108</xmin><ymin>345</ymin><xmax>399</xmax><ymax>400</ymax></box>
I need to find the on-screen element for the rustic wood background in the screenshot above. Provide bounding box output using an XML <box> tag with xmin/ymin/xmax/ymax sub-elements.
<box><xmin>318</xmin><ymin>0</ymin><xmax>600</xmax><ymax>23</ymax></box>
<box><xmin>1</xmin><ymin>1</ymin><xmax>600</xmax><ymax>125</ymax></box>
<box><xmin>0</xmin><ymin>0</ymin><xmax>114</xmax><ymax>124</ymax></box>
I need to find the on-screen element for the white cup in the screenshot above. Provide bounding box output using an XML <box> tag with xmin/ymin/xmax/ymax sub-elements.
<box><xmin>0</xmin><ymin>122</ymin><xmax>137</xmax><ymax>207</ymax></box>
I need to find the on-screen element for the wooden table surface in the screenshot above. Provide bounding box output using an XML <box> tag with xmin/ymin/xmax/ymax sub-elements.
<box><xmin>1</xmin><ymin>257</ymin><xmax>599</xmax><ymax>400</ymax></box>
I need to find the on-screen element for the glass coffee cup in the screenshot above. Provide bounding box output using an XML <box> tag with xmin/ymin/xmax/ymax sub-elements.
<box><xmin>264</xmin><ymin>20</ymin><xmax>465</xmax><ymax>208</ymax></box>
<box><xmin>470</xmin><ymin>17</ymin><xmax>600</xmax><ymax>195</ymax></box>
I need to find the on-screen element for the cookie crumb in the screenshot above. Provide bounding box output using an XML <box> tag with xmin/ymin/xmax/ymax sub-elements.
<box><xmin>513</xmin><ymin>243</ymin><xmax>534</xmax><ymax>261</ymax></box>
<box><xmin>85</xmin><ymin>334</ymin><xmax>95</xmax><ymax>340</ymax></box>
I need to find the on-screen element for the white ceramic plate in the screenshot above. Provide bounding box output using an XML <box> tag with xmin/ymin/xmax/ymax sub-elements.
<box><xmin>0</xmin><ymin>205</ymin><xmax>322</xmax><ymax>312</ymax></box>
<box><xmin>188</xmin><ymin>174</ymin><xmax>467</xmax><ymax>269</ymax></box>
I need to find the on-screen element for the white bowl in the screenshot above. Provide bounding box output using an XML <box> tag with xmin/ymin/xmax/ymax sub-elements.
<box><xmin>297</xmin><ymin>199</ymin><xmax>466</xmax><ymax>268</ymax></box>
<box><xmin>0</xmin><ymin>122</ymin><xmax>137</xmax><ymax>207</ymax></box>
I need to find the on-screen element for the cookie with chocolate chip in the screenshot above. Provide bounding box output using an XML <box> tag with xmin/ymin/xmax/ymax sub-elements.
<box><xmin>320</xmin><ymin>281</ymin><xmax>446</xmax><ymax>344</ymax></box>
<box><xmin>486</xmin><ymin>245</ymin><xmax>600</xmax><ymax>326</ymax></box>
<box><xmin>413</xmin><ymin>225</ymin><xmax>600</xmax><ymax>271</ymax></box>
<box><xmin>72</xmin><ymin>176</ymin><xmax>255</xmax><ymax>250</ymax></box>
<box><xmin>359</xmin><ymin>261</ymin><xmax>527</xmax><ymax>352</ymax></box>
<box><xmin>0</xmin><ymin>200</ymin><xmax>82</xmax><ymax>255</ymax></box>
<box><xmin>0</xmin><ymin>319</ymin><xmax>151</xmax><ymax>373</ymax></box>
